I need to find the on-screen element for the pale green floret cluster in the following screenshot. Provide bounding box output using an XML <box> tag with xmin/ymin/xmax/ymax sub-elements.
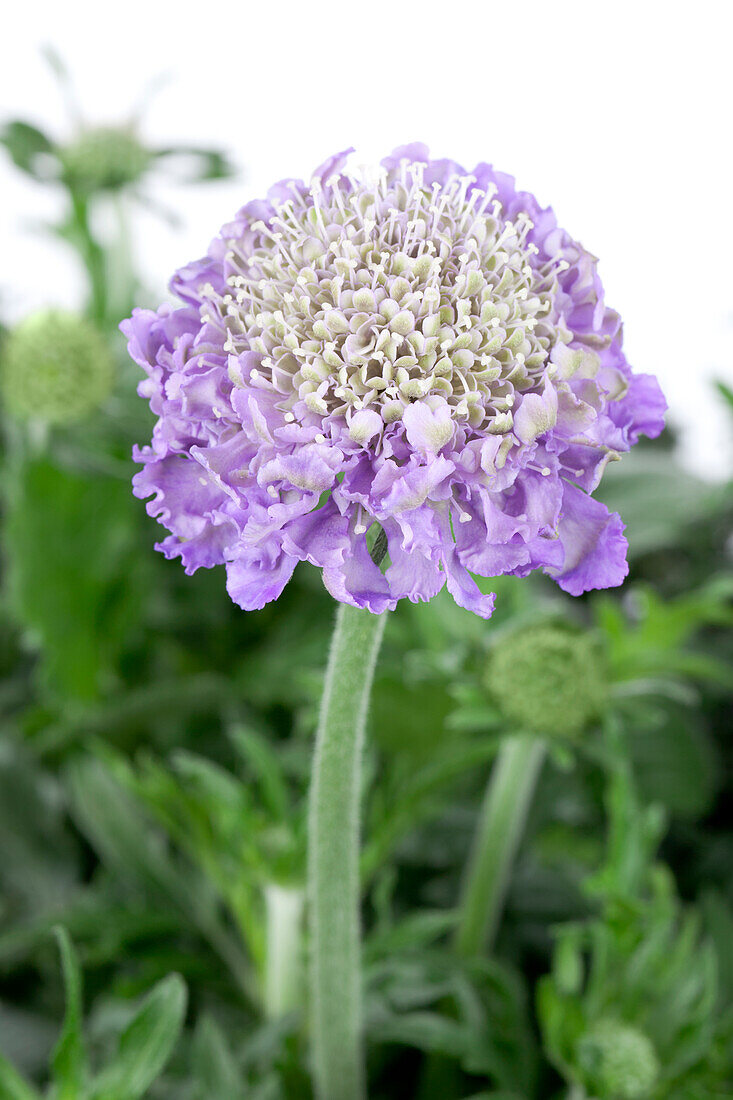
<box><xmin>578</xmin><ymin>1019</ymin><xmax>661</xmax><ymax>1099</ymax></box>
<box><xmin>1</xmin><ymin>311</ymin><xmax>114</xmax><ymax>425</ymax></box>
<box><xmin>487</xmin><ymin>625</ymin><xmax>605</xmax><ymax>737</ymax></box>
<box><xmin>219</xmin><ymin>162</ymin><xmax>573</xmax><ymax>437</ymax></box>
<box><xmin>60</xmin><ymin>127</ymin><xmax>151</xmax><ymax>192</ymax></box>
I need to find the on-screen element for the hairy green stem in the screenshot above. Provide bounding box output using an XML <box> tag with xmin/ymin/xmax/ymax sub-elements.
<box><xmin>308</xmin><ymin>603</ymin><xmax>387</xmax><ymax>1100</ymax></box>
<box><xmin>456</xmin><ymin>734</ymin><xmax>545</xmax><ymax>956</ymax></box>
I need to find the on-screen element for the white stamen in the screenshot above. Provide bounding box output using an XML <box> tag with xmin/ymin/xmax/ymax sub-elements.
<box><xmin>221</xmin><ymin>157</ymin><xmax>562</xmax><ymax>435</ymax></box>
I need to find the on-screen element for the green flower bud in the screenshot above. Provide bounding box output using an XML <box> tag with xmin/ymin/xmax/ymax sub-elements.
<box><xmin>578</xmin><ymin>1019</ymin><xmax>660</xmax><ymax>1099</ymax></box>
<box><xmin>60</xmin><ymin>127</ymin><xmax>151</xmax><ymax>192</ymax></box>
<box><xmin>1</xmin><ymin>311</ymin><xmax>114</xmax><ymax>425</ymax></box>
<box><xmin>486</xmin><ymin>624</ymin><xmax>605</xmax><ymax>737</ymax></box>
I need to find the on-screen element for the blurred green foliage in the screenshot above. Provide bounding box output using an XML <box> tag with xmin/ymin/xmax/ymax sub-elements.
<box><xmin>1</xmin><ymin>67</ymin><xmax>731</xmax><ymax>1098</ymax></box>
<box><xmin>0</xmin><ymin>49</ymin><xmax>235</xmax><ymax>332</ymax></box>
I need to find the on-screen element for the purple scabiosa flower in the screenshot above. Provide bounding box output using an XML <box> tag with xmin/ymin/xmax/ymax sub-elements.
<box><xmin>122</xmin><ymin>145</ymin><xmax>666</xmax><ymax>616</ymax></box>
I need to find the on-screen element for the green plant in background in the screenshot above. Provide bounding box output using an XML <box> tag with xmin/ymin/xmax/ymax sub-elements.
<box><xmin>539</xmin><ymin>726</ymin><xmax>733</xmax><ymax>1099</ymax></box>
<box><xmin>576</xmin><ymin>1021</ymin><xmax>660</xmax><ymax>1100</ymax></box>
<box><xmin>59</xmin><ymin>127</ymin><xmax>154</xmax><ymax>196</ymax></box>
<box><xmin>0</xmin><ymin>307</ymin><xmax>131</xmax><ymax>700</ymax></box>
<box><xmin>116</xmin><ymin>725</ymin><xmax>308</xmax><ymax>1019</ymax></box>
<box><xmin>0</xmin><ymin>444</ymin><xmax>730</xmax><ymax>1097</ymax></box>
<box><xmin>1</xmin><ymin>48</ymin><xmax>234</xmax><ymax>330</ymax></box>
<box><xmin>0</xmin><ymin>928</ymin><xmax>186</xmax><ymax>1100</ymax></box>
<box><xmin>456</xmin><ymin>625</ymin><xmax>606</xmax><ymax>958</ymax></box>
<box><xmin>486</xmin><ymin>626</ymin><xmax>606</xmax><ymax>740</ymax></box>
<box><xmin>0</xmin><ymin>50</ymin><xmax>237</xmax><ymax>705</ymax></box>
<box><xmin>1</xmin><ymin>312</ymin><xmax>114</xmax><ymax>428</ymax></box>
<box><xmin>1</xmin><ymin>74</ymin><xmax>732</xmax><ymax>1100</ymax></box>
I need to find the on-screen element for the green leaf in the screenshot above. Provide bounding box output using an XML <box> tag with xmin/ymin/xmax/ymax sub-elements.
<box><xmin>371</xmin><ymin>675</ymin><xmax>453</xmax><ymax>757</ymax></box>
<box><xmin>66</xmin><ymin>756</ymin><xmax>187</xmax><ymax>898</ymax></box>
<box><xmin>701</xmin><ymin>891</ymin><xmax>733</xmax><ymax>1005</ymax></box>
<box><xmin>459</xmin><ymin>1094</ymin><xmax>525</xmax><ymax>1100</ymax></box>
<box><xmin>50</xmin><ymin>927</ymin><xmax>87</xmax><ymax>1099</ymax></box>
<box><xmin>597</xmin><ymin>451</ymin><xmax>722</xmax><ymax>558</ymax></box>
<box><xmin>366</xmin><ymin>910</ymin><xmax>458</xmax><ymax>959</ymax></box>
<box><xmin>190</xmin><ymin>1015</ymin><xmax>243</xmax><ymax>1100</ymax></box>
<box><xmin>65</xmin><ymin>755</ymin><xmax>255</xmax><ymax>1003</ymax></box>
<box><xmin>153</xmin><ymin>146</ymin><xmax>236</xmax><ymax>182</ymax></box>
<box><xmin>363</xmin><ymin>739</ymin><xmax>498</xmax><ymax>882</ymax></box>
<box><xmin>91</xmin><ymin>973</ymin><xmax>186</xmax><ymax>1100</ymax></box>
<box><xmin>0</xmin><ymin>743</ymin><xmax>78</xmax><ymax>912</ymax></box>
<box><xmin>0</xmin><ymin>120</ymin><xmax>55</xmax><ymax>177</ymax></box>
<box><xmin>714</xmin><ymin>378</ymin><xmax>733</xmax><ymax>416</ymax></box>
<box><xmin>229</xmin><ymin>726</ymin><xmax>290</xmax><ymax>821</ymax></box>
<box><xmin>0</xmin><ymin>1053</ymin><xmax>42</xmax><ymax>1100</ymax></box>
<box><xmin>536</xmin><ymin>975</ymin><xmax>584</xmax><ymax>1079</ymax></box>
<box><xmin>3</xmin><ymin>458</ymin><xmax>143</xmax><ymax>700</ymax></box>
<box><xmin>369</xmin><ymin>1010</ymin><xmax>471</xmax><ymax>1058</ymax></box>
<box><xmin>626</xmin><ymin>703</ymin><xmax>719</xmax><ymax>819</ymax></box>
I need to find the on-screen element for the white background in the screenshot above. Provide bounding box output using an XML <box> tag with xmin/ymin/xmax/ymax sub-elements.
<box><xmin>2</xmin><ymin>0</ymin><xmax>731</xmax><ymax>477</ymax></box>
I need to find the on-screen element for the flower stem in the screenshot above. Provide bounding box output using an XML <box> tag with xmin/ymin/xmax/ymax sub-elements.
<box><xmin>308</xmin><ymin>603</ymin><xmax>387</xmax><ymax>1100</ymax></box>
<box><xmin>69</xmin><ymin>192</ymin><xmax>108</xmax><ymax>327</ymax></box>
<box><xmin>263</xmin><ymin>883</ymin><xmax>304</xmax><ymax>1018</ymax></box>
<box><xmin>455</xmin><ymin>733</ymin><xmax>545</xmax><ymax>957</ymax></box>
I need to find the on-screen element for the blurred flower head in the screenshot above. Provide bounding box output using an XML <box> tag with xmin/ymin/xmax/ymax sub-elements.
<box><xmin>1</xmin><ymin>310</ymin><xmax>113</xmax><ymax>424</ymax></box>
<box><xmin>1</xmin><ymin>48</ymin><xmax>236</xmax><ymax>205</ymax></box>
<box><xmin>577</xmin><ymin>1019</ymin><xmax>660</xmax><ymax>1099</ymax></box>
<box><xmin>123</xmin><ymin>145</ymin><xmax>666</xmax><ymax>615</ymax></box>
<box><xmin>60</xmin><ymin>126</ymin><xmax>152</xmax><ymax>193</ymax></box>
<box><xmin>486</xmin><ymin>624</ymin><xmax>605</xmax><ymax>736</ymax></box>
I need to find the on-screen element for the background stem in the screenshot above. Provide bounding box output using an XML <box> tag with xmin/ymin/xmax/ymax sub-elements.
<box><xmin>308</xmin><ymin>603</ymin><xmax>387</xmax><ymax>1100</ymax></box>
<box><xmin>455</xmin><ymin>734</ymin><xmax>545</xmax><ymax>957</ymax></box>
<box><xmin>68</xmin><ymin>193</ymin><xmax>108</xmax><ymax>326</ymax></box>
<box><xmin>263</xmin><ymin>883</ymin><xmax>304</xmax><ymax>1019</ymax></box>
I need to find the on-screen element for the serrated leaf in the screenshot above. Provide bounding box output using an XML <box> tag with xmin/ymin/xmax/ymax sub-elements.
<box><xmin>91</xmin><ymin>973</ymin><xmax>186</xmax><ymax>1100</ymax></box>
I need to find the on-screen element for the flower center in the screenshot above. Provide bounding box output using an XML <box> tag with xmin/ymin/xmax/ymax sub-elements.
<box><xmin>217</xmin><ymin>161</ymin><xmax>566</xmax><ymax>435</ymax></box>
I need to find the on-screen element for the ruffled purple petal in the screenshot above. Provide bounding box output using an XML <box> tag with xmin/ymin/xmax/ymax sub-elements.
<box><xmin>548</xmin><ymin>481</ymin><xmax>629</xmax><ymax>595</ymax></box>
<box><xmin>443</xmin><ymin>549</ymin><xmax>496</xmax><ymax>619</ymax></box>
<box><xmin>123</xmin><ymin>143</ymin><xmax>664</xmax><ymax>617</ymax></box>
<box><xmin>611</xmin><ymin>370</ymin><xmax>668</xmax><ymax>443</ymax></box>
<box><xmin>322</xmin><ymin>537</ymin><xmax>396</xmax><ymax>614</ymax></box>
<box><xmin>225</xmin><ymin>546</ymin><xmax>297</xmax><ymax>611</ymax></box>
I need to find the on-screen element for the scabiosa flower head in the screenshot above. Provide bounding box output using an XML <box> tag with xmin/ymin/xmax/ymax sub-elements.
<box><xmin>2</xmin><ymin>310</ymin><xmax>113</xmax><ymax>424</ymax></box>
<box><xmin>578</xmin><ymin>1019</ymin><xmax>660</xmax><ymax>1099</ymax></box>
<box><xmin>486</xmin><ymin>625</ymin><xmax>605</xmax><ymax>737</ymax></box>
<box><xmin>123</xmin><ymin>145</ymin><xmax>666</xmax><ymax>615</ymax></box>
<box><xmin>60</xmin><ymin>126</ymin><xmax>151</xmax><ymax>193</ymax></box>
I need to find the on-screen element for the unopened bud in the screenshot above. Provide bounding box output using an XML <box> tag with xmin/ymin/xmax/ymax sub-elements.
<box><xmin>61</xmin><ymin>127</ymin><xmax>151</xmax><ymax>192</ymax></box>
<box><xmin>577</xmin><ymin>1019</ymin><xmax>660</xmax><ymax>1099</ymax></box>
<box><xmin>2</xmin><ymin>311</ymin><xmax>113</xmax><ymax>425</ymax></box>
<box><xmin>486</xmin><ymin>625</ymin><xmax>605</xmax><ymax>737</ymax></box>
